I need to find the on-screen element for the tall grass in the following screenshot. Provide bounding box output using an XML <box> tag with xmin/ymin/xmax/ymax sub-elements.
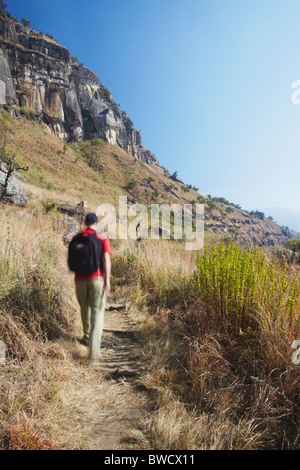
<box><xmin>0</xmin><ymin>214</ymin><xmax>75</xmax><ymax>360</ymax></box>
<box><xmin>111</xmin><ymin>239</ymin><xmax>196</xmax><ymax>310</ymax></box>
<box><xmin>193</xmin><ymin>242</ymin><xmax>300</xmax><ymax>369</ymax></box>
<box><xmin>195</xmin><ymin>243</ymin><xmax>299</xmax><ymax>323</ymax></box>
<box><xmin>118</xmin><ymin>239</ymin><xmax>300</xmax><ymax>449</ymax></box>
<box><xmin>0</xmin><ymin>209</ymin><xmax>77</xmax><ymax>449</ymax></box>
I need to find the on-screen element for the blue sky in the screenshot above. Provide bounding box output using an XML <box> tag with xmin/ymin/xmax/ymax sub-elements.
<box><xmin>5</xmin><ymin>0</ymin><xmax>300</xmax><ymax>215</ymax></box>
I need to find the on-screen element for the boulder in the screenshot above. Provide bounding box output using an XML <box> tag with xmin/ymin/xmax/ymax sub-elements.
<box><xmin>56</xmin><ymin>203</ymin><xmax>86</xmax><ymax>223</ymax></box>
<box><xmin>0</xmin><ymin>162</ymin><xmax>27</xmax><ymax>207</ymax></box>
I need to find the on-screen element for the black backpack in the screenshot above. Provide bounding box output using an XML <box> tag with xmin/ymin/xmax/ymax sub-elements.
<box><xmin>68</xmin><ymin>232</ymin><xmax>103</xmax><ymax>274</ymax></box>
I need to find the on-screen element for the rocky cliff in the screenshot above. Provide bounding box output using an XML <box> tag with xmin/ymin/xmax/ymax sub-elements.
<box><xmin>0</xmin><ymin>15</ymin><xmax>293</xmax><ymax>250</ymax></box>
<box><xmin>0</xmin><ymin>15</ymin><xmax>158</xmax><ymax>165</ymax></box>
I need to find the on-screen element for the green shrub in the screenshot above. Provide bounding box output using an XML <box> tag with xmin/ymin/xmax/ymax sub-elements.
<box><xmin>19</xmin><ymin>107</ymin><xmax>35</xmax><ymax>120</ymax></box>
<box><xmin>285</xmin><ymin>238</ymin><xmax>300</xmax><ymax>254</ymax></box>
<box><xmin>98</xmin><ymin>85</ymin><xmax>114</xmax><ymax>104</ymax></box>
<box><xmin>41</xmin><ymin>200</ymin><xmax>56</xmax><ymax>213</ymax></box>
<box><xmin>21</xmin><ymin>18</ymin><xmax>31</xmax><ymax>27</ymax></box>
<box><xmin>250</xmin><ymin>210</ymin><xmax>265</xmax><ymax>220</ymax></box>
<box><xmin>194</xmin><ymin>242</ymin><xmax>300</xmax><ymax>337</ymax></box>
<box><xmin>128</xmin><ymin>179</ymin><xmax>138</xmax><ymax>190</ymax></box>
<box><xmin>207</xmin><ymin>200</ymin><xmax>217</xmax><ymax>210</ymax></box>
<box><xmin>121</xmin><ymin>111</ymin><xmax>134</xmax><ymax>131</ymax></box>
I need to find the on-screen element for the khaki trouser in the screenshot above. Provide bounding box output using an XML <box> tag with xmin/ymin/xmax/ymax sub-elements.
<box><xmin>75</xmin><ymin>277</ymin><xmax>106</xmax><ymax>362</ymax></box>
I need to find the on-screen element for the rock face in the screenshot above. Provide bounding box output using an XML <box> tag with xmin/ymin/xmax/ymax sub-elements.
<box><xmin>0</xmin><ymin>16</ymin><xmax>158</xmax><ymax>165</ymax></box>
<box><xmin>0</xmin><ymin>47</ymin><xmax>16</xmax><ymax>105</ymax></box>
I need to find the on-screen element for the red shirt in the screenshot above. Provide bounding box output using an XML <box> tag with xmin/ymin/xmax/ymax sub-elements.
<box><xmin>74</xmin><ymin>228</ymin><xmax>112</xmax><ymax>281</ymax></box>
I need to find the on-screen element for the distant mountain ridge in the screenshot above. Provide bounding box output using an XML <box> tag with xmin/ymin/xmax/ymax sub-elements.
<box><xmin>263</xmin><ymin>207</ymin><xmax>300</xmax><ymax>233</ymax></box>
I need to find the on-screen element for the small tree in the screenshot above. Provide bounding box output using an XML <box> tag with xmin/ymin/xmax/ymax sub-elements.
<box><xmin>21</xmin><ymin>18</ymin><xmax>31</xmax><ymax>27</ymax></box>
<box><xmin>197</xmin><ymin>195</ymin><xmax>206</xmax><ymax>204</ymax></box>
<box><xmin>121</xmin><ymin>111</ymin><xmax>134</xmax><ymax>131</ymax></box>
<box><xmin>128</xmin><ymin>179</ymin><xmax>138</xmax><ymax>190</ymax></box>
<box><xmin>6</xmin><ymin>12</ymin><xmax>19</xmax><ymax>22</ymax></box>
<box><xmin>285</xmin><ymin>238</ymin><xmax>300</xmax><ymax>254</ymax></box>
<box><xmin>0</xmin><ymin>1</ymin><xmax>7</xmax><ymax>14</ymax></box>
<box><xmin>98</xmin><ymin>84</ymin><xmax>114</xmax><ymax>104</ymax></box>
<box><xmin>0</xmin><ymin>1</ymin><xmax>6</xmax><ymax>8</ymax></box>
<box><xmin>84</xmin><ymin>149</ymin><xmax>98</xmax><ymax>169</ymax></box>
<box><xmin>0</xmin><ymin>137</ymin><xmax>28</xmax><ymax>201</ymax></box>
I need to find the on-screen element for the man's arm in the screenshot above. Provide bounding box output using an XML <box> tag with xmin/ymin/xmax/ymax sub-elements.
<box><xmin>103</xmin><ymin>252</ymin><xmax>111</xmax><ymax>294</ymax></box>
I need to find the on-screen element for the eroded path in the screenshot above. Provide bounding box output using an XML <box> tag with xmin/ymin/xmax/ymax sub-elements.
<box><xmin>100</xmin><ymin>304</ymin><xmax>143</xmax><ymax>378</ymax></box>
<box><xmin>85</xmin><ymin>303</ymin><xmax>150</xmax><ymax>450</ymax></box>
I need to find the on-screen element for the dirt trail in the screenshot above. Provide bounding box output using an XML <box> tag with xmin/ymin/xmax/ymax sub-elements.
<box><xmin>85</xmin><ymin>303</ymin><xmax>150</xmax><ymax>450</ymax></box>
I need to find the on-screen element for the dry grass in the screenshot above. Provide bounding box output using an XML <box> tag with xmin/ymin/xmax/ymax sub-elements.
<box><xmin>0</xmin><ymin>208</ymin><xmax>150</xmax><ymax>451</ymax></box>
<box><xmin>113</xmin><ymin>238</ymin><xmax>300</xmax><ymax>450</ymax></box>
<box><xmin>0</xmin><ymin>208</ymin><xmax>75</xmax><ymax>358</ymax></box>
<box><xmin>137</xmin><ymin>312</ymin><xmax>300</xmax><ymax>449</ymax></box>
<box><xmin>0</xmin><ymin>109</ymin><xmax>299</xmax><ymax>450</ymax></box>
<box><xmin>1</xmin><ymin>201</ymin><xmax>299</xmax><ymax>450</ymax></box>
<box><xmin>111</xmin><ymin>238</ymin><xmax>197</xmax><ymax>311</ymax></box>
<box><xmin>0</xmin><ymin>339</ymin><xmax>147</xmax><ymax>450</ymax></box>
<box><xmin>0</xmin><ymin>207</ymin><xmax>77</xmax><ymax>448</ymax></box>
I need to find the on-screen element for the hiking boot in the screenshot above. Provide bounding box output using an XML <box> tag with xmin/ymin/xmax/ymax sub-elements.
<box><xmin>88</xmin><ymin>359</ymin><xmax>100</xmax><ymax>370</ymax></box>
<box><xmin>78</xmin><ymin>335</ymin><xmax>89</xmax><ymax>346</ymax></box>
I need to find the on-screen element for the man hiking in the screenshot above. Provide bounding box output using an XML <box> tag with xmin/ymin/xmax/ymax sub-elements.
<box><xmin>69</xmin><ymin>212</ymin><xmax>111</xmax><ymax>365</ymax></box>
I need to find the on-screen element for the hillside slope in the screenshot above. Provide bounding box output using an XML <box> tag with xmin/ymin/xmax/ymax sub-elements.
<box><xmin>0</xmin><ymin>12</ymin><xmax>290</xmax><ymax>247</ymax></box>
<box><xmin>0</xmin><ymin>108</ymin><xmax>290</xmax><ymax>248</ymax></box>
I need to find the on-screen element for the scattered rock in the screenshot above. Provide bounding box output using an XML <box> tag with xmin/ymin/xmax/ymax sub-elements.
<box><xmin>57</xmin><ymin>203</ymin><xmax>86</xmax><ymax>223</ymax></box>
<box><xmin>62</xmin><ymin>231</ymin><xmax>77</xmax><ymax>247</ymax></box>
<box><xmin>62</xmin><ymin>216</ymin><xmax>78</xmax><ymax>234</ymax></box>
<box><xmin>9</xmin><ymin>213</ymin><xmax>33</xmax><ymax>220</ymax></box>
<box><xmin>77</xmin><ymin>200</ymin><xmax>88</xmax><ymax>210</ymax></box>
<box><xmin>106</xmin><ymin>303</ymin><xmax>126</xmax><ymax>311</ymax></box>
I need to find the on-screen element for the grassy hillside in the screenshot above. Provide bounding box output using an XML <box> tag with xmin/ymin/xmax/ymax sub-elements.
<box><xmin>0</xmin><ymin>108</ymin><xmax>290</xmax><ymax>249</ymax></box>
<box><xmin>0</xmin><ymin>109</ymin><xmax>200</xmax><ymax>208</ymax></box>
<box><xmin>0</xmin><ymin>108</ymin><xmax>299</xmax><ymax>450</ymax></box>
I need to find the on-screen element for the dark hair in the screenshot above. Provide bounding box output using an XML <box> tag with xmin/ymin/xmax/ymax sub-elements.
<box><xmin>85</xmin><ymin>212</ymin><xmax>98</xmax><ymax>226</ymax></box>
